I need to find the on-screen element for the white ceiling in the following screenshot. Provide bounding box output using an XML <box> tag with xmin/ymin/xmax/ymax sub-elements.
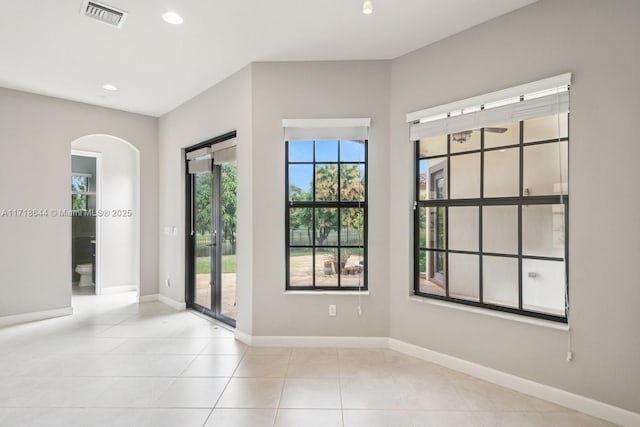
<box><xmin>0</xmin><ymin>0</ymin><xmax>536</xmax><ymax>117</ymax></box>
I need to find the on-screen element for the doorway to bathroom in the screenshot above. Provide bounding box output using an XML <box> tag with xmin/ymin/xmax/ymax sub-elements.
<box><xmin>70</xmin><ymin>134</ymin><xmax>141</xmax><ymax>299</ymax></box>
<box><xmin>186</xmin><ymin>131</ymin><xmax>237</xmax><ymax>327</ymax></box>
<box><xmin>71</xmin><ymin>151</ymin><xmax>100</xmax><ymax>295</ymax></box>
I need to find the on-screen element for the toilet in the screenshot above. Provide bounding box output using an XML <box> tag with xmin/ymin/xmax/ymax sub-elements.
<box><xmin>75</xmin><ymin>263</ymin><xmax>93</xmax><ymax>286</ymax></box>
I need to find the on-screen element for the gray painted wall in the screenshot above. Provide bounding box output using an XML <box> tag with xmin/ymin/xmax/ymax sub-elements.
<box><xmin>158</xmin><ymin>61</ymin><xmax>391</xmax><ymax>338</ymax></box>
<box><xmin>158</xmin><ymin>65</ymin><xmax>254</xmax><ymax>334</ymax></box>
<box><xmin>0</xmin><ymin>88</ymin><xmax>158</xmax><ymax>317</ymax></box>
<box><xmin>250</xmin><ymin>61</ymin><xmax>391</xmax><ymax>337</ymax></box>
<box><xmin>389</xmin><ymin>0</ymin><xmax>640</xmax><ymax>413</ymax></box>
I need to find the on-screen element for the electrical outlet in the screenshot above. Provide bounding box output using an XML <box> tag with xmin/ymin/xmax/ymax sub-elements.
<box><xmin>329</xmin><ymin>304</ymin><xmax>337</xmax><ymax>316</ymax></box>
<box><xmin>166</xmin><ymin>278</ymin><xmax>170</xmax><ymax>287</ymax></box>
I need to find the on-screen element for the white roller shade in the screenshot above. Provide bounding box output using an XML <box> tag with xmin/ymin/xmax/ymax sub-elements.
<box><xmin>186</xmin><ymin>137</ymin><xmax>237</xmax><ymax>173</ymax></box>
<box><xmin>186</xmin><ymin>146</ymin><xmax>211</xmax><ymax>160</ymax></box>
<box><xmin>407</xmin><ymin>73</ymin><xmax>571</xmax><ymax>141</ymax></box>
<box><xmin>283</xmin><ymin>118</ymin><xmax>371</xmax><ymax>141</ymax></box>
<box><xmin>188</xmin><ymin>158</ymin><xmax>211</xmax><ymax>174</ymax></box>
<box><xmin>210</xmin><ymin>138</ymin><xmax>236</xmax><ymax>154</ymax></box>
<box><xmin>410</xmin><ymin>91</ymin><xmax>569</xmax><ymax>141</ymax></box>
<box><xmin>213</xmin><ymin>146</ymin><xmax>236</xmax><ymax>165</ymax></box>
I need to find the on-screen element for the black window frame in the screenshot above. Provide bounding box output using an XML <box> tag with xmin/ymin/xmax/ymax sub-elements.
<box><xmin>285</xmin><ymin>139</ymin><xmax>368</xmax><ymax>291</ymax></box>
<box><xmin>414</xmin><ymin>113</ymin><xmax>569</xmax><ymax>323</ymax></box>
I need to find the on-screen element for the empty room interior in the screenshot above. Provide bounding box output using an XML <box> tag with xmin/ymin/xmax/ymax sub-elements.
<box><xmin>0</xmin><ymin>1</ymin><xmax>638</xmax><ymax>426</ymax></box>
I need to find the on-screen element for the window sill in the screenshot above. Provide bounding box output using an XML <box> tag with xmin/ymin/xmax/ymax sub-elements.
<box><xmin>409</xmin><ymin>296</ymin><xmax>569</xmax><ymax>331</ymax></box>
<box><xmin>285</xmin><ymin>290</ymin><xmax>369</xmax><ymax>296</ymax></box>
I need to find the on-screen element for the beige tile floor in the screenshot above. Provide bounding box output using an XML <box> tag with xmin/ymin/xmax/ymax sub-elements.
<box><xmin>0</xmin><ymin>292</ymin><xmax>617</xmax><ymax>427</ymax></box>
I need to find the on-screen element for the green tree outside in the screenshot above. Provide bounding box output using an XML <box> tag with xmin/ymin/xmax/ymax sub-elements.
<box><xmin>290</xmin><ymin>164</ymin><xmax>364</xmax><ymax>247</ymax></box>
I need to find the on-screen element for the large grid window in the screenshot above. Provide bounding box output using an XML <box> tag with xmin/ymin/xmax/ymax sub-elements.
<box><xmin>413</xmin><ymin>85</ymin><xmax>569</xmax><ymax>322</ymax></box>
<box><xmin>286</xmin><ymin>139</ymin><xmax>367</xmax><ymax>290</ymax></box>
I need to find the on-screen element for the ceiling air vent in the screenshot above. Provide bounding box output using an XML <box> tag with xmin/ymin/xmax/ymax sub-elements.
<box><xmin>81</xmin><ymin>0</ymin><xmax>128</xmax><ymax>28</ymax></box>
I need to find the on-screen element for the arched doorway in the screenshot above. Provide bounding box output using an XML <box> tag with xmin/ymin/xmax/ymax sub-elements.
<box><xmin>70</xmin><ymin>135</ymin><xmax>140</xmax><ymax>297</ymax></box>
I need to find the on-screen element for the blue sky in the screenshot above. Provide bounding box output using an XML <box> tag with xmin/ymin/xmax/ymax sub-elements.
<box><xmin>288</xmin><ymin>140</ymin><xmax>365</xmax><ymax>195</ymax></box>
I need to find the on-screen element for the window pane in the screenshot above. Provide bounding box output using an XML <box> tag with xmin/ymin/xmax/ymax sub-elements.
<box><xmin>522</xmin><ymin>204</ymin><xmax>565</xmax><ymax>258</ymax></box>
<box><xmin>522</xmin><ymin>259</ymin><xmax>566</xmax><ymax>316</ymax></box>
<box><xmin>316</xmin><ymin>248</ymin><xmax>339</xmax><ymax>287</ymax></box>
<box><xmin>340</xmin><ymin>164</ymin><xmax>365</xmax><ymax>201</ymax></box>
<box><xmin>286</xmin><ymin>137</ymin><xmax>367</xmax><ymax>291</ymax></box>
<box><xmin>523</xmin><ymin>112</ymin><xmax>568</xmax><ymax>143</ymax></box>
<box><xmin>483</xmin><ymin>206</ymin><xmax>518</xmax><ymax>255</ymax></box>
<box><xmin>484</xmin><ymin>122</ymin><xmax>519</xmax><ymax>149</ymax></box>
<box><xmin>315</xmin><ymin>164</ymin><xmax>338</xmax><ymax>201</ymax></box>
<box><xmin>220</xmin><ymin>162</ymin><xmax>238</xmax><ymax>319</ymax></box>
<box><xmin>449</xmin><ymin>206</ymin><xmax>478</xmax><ymax>252</ymax></box>
<box><xmin>315</xmin><ymin>208</ymin><xmax>338</xmax><ymax>246</ymax></box>
<box><xmin>288</xmin><ymin>164</ymin><xmax>313</xmax><ymax>201</ymax></box>
<box><xmin>483</xmin><ymin>256</ymin><xmax>518</xmax><ymax>308</ymax></box>
<box><xmin>418</xmin><ymin>158</ymin><xmax>447</xmax><ymax>201</ymax></box>
<box><xmin>419</xmin><ymin>250</ymin><xmax>446</xmax><ymax>296</ymax></box>
<box><xmin>315</xmin><ymin>140</ymin><xmax>338</xmax><ymax>162</ymax></box>
<box><xmin>523</xmin><ymin>141</ymin><xmax>568</xmax><ymax>196</ymax></box>
<box><xmin>289</xmin><ymin>248</ymin><xmax>313</xmax><ymax>287</ymax></box>
<box><xmin>72</xmin><ymin>175</ymin><xmax>89</xmax><ymax>192</ymax></box>
<box><xmin>484</xmin><ymin>147</ymin><xmax>519</xmax><ymax>197</ymax></box>
<box><xmin>340</xmin><ymin>208</ymin><xmax>364</xmax><ymax>246</ymax></box>
<box><xmin>419</xmin><ymin>135</ymin><xmax>447</xmax><ymax>157</ymax></box>
<box><xmin>419</xmin><ymin>207</ymin><xmax>446</xmax><ymax>250</ymax></box>
<box><xmin>289</xmin><ymin>140</ymin><xmax>313</xmax><ymax>162</ymax></box>
<box><xmin>340</xmin><ymin>140</ymin><xmax>365</xmax><ymax>162</ymax></box>
<box><xmin>71</xmin><ymin>194</ymin><xmax>87</xmax><ymax>211</ymax></box>
<box><xmin>450</xmin><ymin>130</ymin><xmax>480</xmax><ymax>153</ymax></box>
<box><xmin>449</xmin><ymin>253</ymin><xmax>479</xmax><ymax>302</ymax></box>
<box><xmin>289</xmin><ymin>208</ymin><xmax>313</xmax><ymax>246</ymax></box>
<box><xmin>450</xmin><ymin>153</ymin><xmax>480</xmax><ymax>199</ymax></box>
<box><xmin>419</xmin><ymin>208</ymin><xmax>426</xmax><ymax>249</ymax></box>
<box><xmin>340</xmin><ymin>247</ymin><xmax>365</xmax><ymax>287</ymax></box>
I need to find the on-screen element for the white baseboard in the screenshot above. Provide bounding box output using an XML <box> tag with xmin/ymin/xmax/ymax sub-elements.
<box><xmin>234</xmin><ymin>329</ymin><xmax>253</xmax><ymax>346</ymax></box>
<box><xmin>158</xmin><ymin>294</ymin><xmax>186</xmax><ymax>311</ymax></box>
<box><xmin>138</xmin><ymin>294</ymin><xmax>159</xmax><ymax>303</ymax></box>
<box><xmin>388</xmin><ymin>338</ymin><xmax>640</xmax><ymax>427</ymax></box>
<box><xmin>233</xmin><ymin>333</ymin><xmax>387</xmax><ymax>348</ymax></box>
<box><xmin>0</xmin><ymin>306</ymin><xmax>73</xmax><ymax>327</ymax></box>
<box><xmin>99</xmin><ymin>285</ymin><xmax>137</xmax><ymax>295</ymax></box>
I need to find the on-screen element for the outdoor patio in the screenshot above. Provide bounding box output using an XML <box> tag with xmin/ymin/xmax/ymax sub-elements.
<box><xmin>289</xmin><ymin>254</ymin><xmax>364</xmax><ymax>287</ymax></box>
<box><xmin>195</xmin><ymin>273</ymin><xmax>236</xmax><ymax>319</ymax></box>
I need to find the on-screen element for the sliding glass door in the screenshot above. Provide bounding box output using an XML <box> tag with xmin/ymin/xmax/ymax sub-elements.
<box><xmin>192</xmin><ymin>169</ymin><xmax>213</xmax><ymax>311</ymax></box>
<box><xmin>186</xmin><ymin>133</ymin><xmax>237</xmax><ymax>327</ymax></box>
<box><xmin>218</xmin><ymin>161</ymin><xmax>237</xmax><ymax>321</ymax></box>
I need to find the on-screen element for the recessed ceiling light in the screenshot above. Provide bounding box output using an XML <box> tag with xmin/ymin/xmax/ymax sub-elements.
<box><xmin>362</xmin><ymin>0</ymin><xmax>373</xmax><ymax>15</ymax></box>
<box><xmin>162</xmin><ymin>11</ymin><xmax>183</xmax><ymax>25</ymax></box>
<box><xmin>102</xmin><ymin>84</ymin><xmax>117</xmax><ymax>91</ymax></box>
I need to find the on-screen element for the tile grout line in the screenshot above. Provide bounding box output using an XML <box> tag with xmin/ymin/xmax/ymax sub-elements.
<box><xmin>272</xmin><ymin>348</ymin><xmax>293</xmax><ymax>427</ymax></box>
<box><xmin>199</xmin><ymin>343</ymin><xmax>249</xmax><ymax>426</ymax></box>
<box><xmin>337</xmin><ymin>350</ymin><xmax>346</xmax><ymax>427</ymax></box>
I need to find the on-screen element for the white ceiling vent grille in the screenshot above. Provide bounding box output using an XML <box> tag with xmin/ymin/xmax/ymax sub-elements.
<box><xmin>81</xmin><ymin>0</ymin><xmax>128</xmax><ymax>28</ymax></box>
